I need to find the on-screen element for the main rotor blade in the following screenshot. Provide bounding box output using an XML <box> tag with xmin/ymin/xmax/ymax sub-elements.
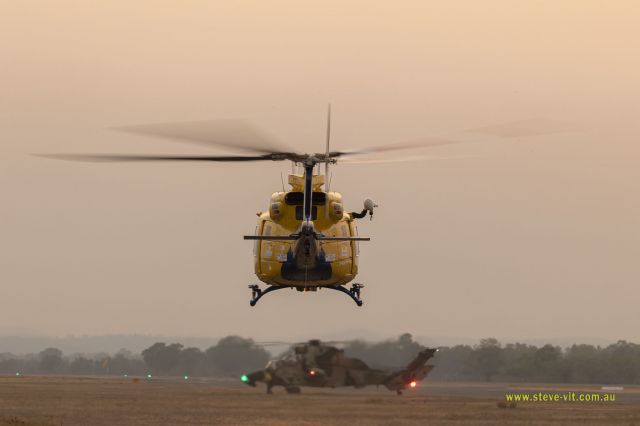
<box><xmin>337</xmin><ymin>155</ymin><xmax>473</xmax><ymax>165</ymax></box>
<box><xmin>467</xmin><ymin>118</ymin><xmax>579</xmax><ymax>138</ymax></box>
<box><xmin>330</xmin><ymin>118</ymin><xmax>578</xmax><ymax>159</ymax></box>
<box><xmin>325</xmin><ymin>104</ymin><xmax>331</xmax><ymax>179</ymax></box>
<box><xmin>114</xmin><ymin>119</ymin><xmax>292</xmax><ymax>154</ymax></box>
<box><xmin>35</xmin><ymin>153</ymin><xmax>280</xmax><ymax>163</ymax></box>
<box><xmin>253</xmin><ymin>341</ymin><xmax>295</xmax><ymax>346</ymax></box>
<box><xmin>330</xmin><ymin>138</ymin><xmax>457</xmax><ymax>158</ymax></box>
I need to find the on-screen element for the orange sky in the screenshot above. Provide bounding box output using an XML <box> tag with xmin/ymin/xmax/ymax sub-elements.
<box><xmin>1</xmin><ymin>1</ymin><xmax>639</xmax><ymax>344</ymax></box>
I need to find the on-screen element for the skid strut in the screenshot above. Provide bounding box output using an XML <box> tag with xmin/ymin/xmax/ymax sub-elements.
<box><xmin>326</xmin><ymin>283</ymin><xmax>364</xmax><ymax>306</ymax></box>
<box><xmin>249</xmin><ymin>283</ymin><xmax>364</xmax><ymax>306</ymax></box>
<box><xmin>249</xmin><ymin>285</ymin><xmax>289</xmax><ymax>306</ymax></box>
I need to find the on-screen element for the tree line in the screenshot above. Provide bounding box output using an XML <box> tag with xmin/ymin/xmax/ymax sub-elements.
<box><xmin>0</xmin><ymin>336</ymin><xmax>269</xmax><ymax>377</ymax></box>
<box><xmin>2</xmin><ymin>334</ymin><xmax>640</xmax><ymax>384</ymax></box>
<box><xmin>344</xmin><ymin>335</ymin><xmax>640</xmax><ymax>384</ymax></box>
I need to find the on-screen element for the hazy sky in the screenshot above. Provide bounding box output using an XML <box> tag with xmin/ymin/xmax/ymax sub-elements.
<box><xmin>1</xmin><ymin>1</ymin><xmax>639</xmax><ymax>345</ymax></box>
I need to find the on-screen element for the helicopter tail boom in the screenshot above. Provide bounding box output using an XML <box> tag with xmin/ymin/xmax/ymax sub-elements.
<box><xmin>382</xmin><ymin>348</ymin><xmax>438</xmax><ymax>392</ymax></box>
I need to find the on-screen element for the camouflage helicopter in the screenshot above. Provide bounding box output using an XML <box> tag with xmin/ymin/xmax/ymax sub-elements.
<box><xmin>39</xmin><ymin>109</ymin><xmax>574</xmax><ymax>306</ymax></box>
<box><xmin>241</xmin><ymin>339</ymin><xmax>437</xmax><ymax>395</ymax></box>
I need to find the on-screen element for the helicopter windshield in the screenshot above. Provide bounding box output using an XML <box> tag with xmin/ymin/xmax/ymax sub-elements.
<box><xmin>284</xmin><ymin>192</ymin><xmax>327</xmax><ymax>205</ymax></box>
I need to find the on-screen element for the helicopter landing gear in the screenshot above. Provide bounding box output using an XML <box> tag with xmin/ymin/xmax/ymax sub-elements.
<box><xmin>285</xmin><ymin>386</ymin><xmax>301</xmax><ymax>394</ymax></box>
<box><xmin>249</xmin><ymin>285</ymin><xmax>290</xmax><ymax>306</ymax></box>
<box><xmin>249</xmin><ymin>283</ymin><xmax>364</xmax><ymax>306</ymax></box>
<box><xmin>325</xmin><ymin>283</ymin><xmax>364</xmax><ymax>306</ymax></box>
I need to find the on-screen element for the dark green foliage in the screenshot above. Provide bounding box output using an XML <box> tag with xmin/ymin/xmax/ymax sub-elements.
<box><xmin>343</xmin><ymin>333</ymin><xmax>424</xmax><ymax>368</ymax></box>
<box><xmin>473</xmin><ymin>338</ymin><xmax>504</xmax><ymax>381</ymax></box>
<box><xmin>1</xmin><ymin>336</ymin><xmax>640</xmax><ymax>384</ymax></box>
<box><xmin>205</xmin><ymin>336</ymin><xmax>269</xmax><ymax>375</ymax></box>
<box><xmin>179</xmin><ymin>347</ymin><xmax>206</xmax><ymax>376</ymax></box>
<box><xmin>430</xmin><ymin>338</ymin><xmax>640</xmax><ymax>384</ymax></box>
<box><xmin>141</xmin><ymin>343</ymin><xmax>184</xmax><ymax>374</ymax></box>
<box><xmin>39</xmin><ymin>348</ymin><xmax>63</xmax><ymax>373</ymax></box>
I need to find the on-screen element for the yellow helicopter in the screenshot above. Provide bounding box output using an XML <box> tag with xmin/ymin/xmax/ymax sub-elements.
<box><xmin>39</xmin><ymin>109</ymin><xmax>574</xmax><ymax>306</ymax></box>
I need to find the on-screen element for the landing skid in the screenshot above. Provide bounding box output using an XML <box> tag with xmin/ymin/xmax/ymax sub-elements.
<box><xmin>325</xmin><ymin>284</ymin><xmax>364</xmax><ymax>306</ymax></box>
<box><xmin>248</xmin><ymin>283</ymin><xmax>364</xmax><ymax>306</ymax></box>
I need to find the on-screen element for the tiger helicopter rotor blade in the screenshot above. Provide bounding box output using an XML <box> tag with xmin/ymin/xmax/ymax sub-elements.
<box><xmin>250</xmin><ymin>341</ymin><xmax>350</xmax><ymax>350</ymax></box>
<box><xmin>113</xmin><ymin>119</ymin><xmax>293</xmax><ymax>154</ymax></box>
<box><xmin>252</xmin><ymin>342</ymin><xmax>295</xmax><ymax>347</ymax></box>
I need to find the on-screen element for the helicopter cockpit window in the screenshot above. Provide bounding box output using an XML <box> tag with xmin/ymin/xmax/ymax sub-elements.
<box><xmin>285</xmin><ymin>192</ymin><xmax>327</xmax><ymax>205</ymax></box>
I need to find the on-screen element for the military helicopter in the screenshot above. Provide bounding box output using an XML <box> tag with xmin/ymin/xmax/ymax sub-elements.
<box><xmin>39</xmin><ymin>109</ymin><xmax>574</xmax><ymax>306</ymax></box>
<box><xmin>241</xmin><ymin>339</ymin><xmax>437</xmax><ymax>395</ymax></box>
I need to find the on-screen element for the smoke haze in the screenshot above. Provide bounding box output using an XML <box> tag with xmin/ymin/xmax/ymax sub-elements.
<box><xmin>1</xmin><ymin>1</ymin><xmax>639</xmax><ymax>342</ymax></box>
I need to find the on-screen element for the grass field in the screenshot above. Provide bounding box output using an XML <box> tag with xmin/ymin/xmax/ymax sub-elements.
<box><xmin>1</xmin><ymin>376</ymin><xmax>639</xmax><ymax>425</ymax></box>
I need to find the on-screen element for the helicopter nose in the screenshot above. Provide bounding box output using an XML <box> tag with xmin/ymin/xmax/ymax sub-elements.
<box><xmin>240</xmin><ymin>373</ymin><xmax>256</xmax><ymax>387</ymax></box>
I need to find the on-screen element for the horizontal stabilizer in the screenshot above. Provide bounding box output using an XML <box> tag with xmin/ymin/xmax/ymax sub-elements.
<box><xmin>315</xmin><ymin>236</ymin><xmax>371</xmax><ymax>241</ymax></box>
<box><xmin>243</xmin><ymin>235</ymin><xmax>298</xmax><ymax>241</ymax></box>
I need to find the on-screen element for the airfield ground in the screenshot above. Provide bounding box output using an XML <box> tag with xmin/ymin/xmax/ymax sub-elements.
<box><xmin>1</xmin><ymin>376</ymin><xmax>639</xmax><ymax>425</ymax></box>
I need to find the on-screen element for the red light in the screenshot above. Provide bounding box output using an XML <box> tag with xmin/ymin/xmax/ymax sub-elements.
<box><xmin>409</xmin><ymin>381</ymin><xmax>417</xmax><ymax>388</ymax></box>
<box><xmin>309</xmin><ymin>370</ymin><xmax>316</xmax><ymax>376</ymax></box>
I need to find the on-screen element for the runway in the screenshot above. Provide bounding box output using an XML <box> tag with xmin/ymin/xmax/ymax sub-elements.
<box><xmin>1</xmin><ymin>376</ymin><xmax>638</xmax><ymax>425</ymax></box>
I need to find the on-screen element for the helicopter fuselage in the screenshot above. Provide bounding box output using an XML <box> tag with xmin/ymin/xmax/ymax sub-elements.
<box><xmin>252</xmin><ymin>174</ymin><xmax>360</xmax><ymax>289</ymax></box>
<box><xmin>242</xmin><ymin>343</ymin><xmax>437</xmax><ymax>394</ymax></box>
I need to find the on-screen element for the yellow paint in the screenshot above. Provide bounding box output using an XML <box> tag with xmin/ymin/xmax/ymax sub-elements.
<box><xmin>252</xmin><ymin>174</ymin><xmax>358</xmax><ymax>288</ymax></box>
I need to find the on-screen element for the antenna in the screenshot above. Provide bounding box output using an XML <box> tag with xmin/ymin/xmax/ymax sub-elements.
<box><xmin>324</xmin><ymin>103</ymin><xmax>332</xmax><ymax>219</ymax></box>
<box><xmin>280</xmin><ymin>171</ymin><xmax>285</xmax><ymax>192</ymax></box>
<box><xmin>325</xmin><ymin>103</ymin><xmax>331</xmax><ymax>188</ymax></box>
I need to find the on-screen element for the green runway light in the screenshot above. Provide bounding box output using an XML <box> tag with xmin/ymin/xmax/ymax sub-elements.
<box><xmin>184</xmin><ymin>375</ymin><xmax>189</xmax><ymax>380</ymax></box>
<box><xmin>15</xmin><ymin>372</ymin><xmax>20</xmax><ymax>376</ymax></box>
<box><xmin>147</xmin><ymin>374</ymin><xmax>152</xmax><ymax>378</ymax></box>
<box><xmin>240</xmin><ymin>374</ymin><xmax>249</xmax><ymax>382</ymax></box>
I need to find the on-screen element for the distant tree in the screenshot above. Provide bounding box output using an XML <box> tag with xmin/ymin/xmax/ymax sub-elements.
<box><xmin>142</xmin><ymin>343</ymin><xmax>184</xmax><ymax>375</ymax></box>
<box><xmin>5</xmin><ymin>336</ymin><xmax>640</xmax><ymax>384</ymax></box>
<box><xmin>430</xmin><ymin>345</ymin><xmax>475</xmax><ymax>380</ymax></box>
<box><xmin>564</xmin><ymin>344</ymin><xmax>600</xmax><ymax>383</ymax></box>
<box><xmin>109</xmin><ymin>354</ymin><xmax>133</xmax><ymax>375</ymax></box>
<box><xmin>473</xmin><ymin>338</ymin><xmax>503</xmax><ymax>381</ymax></box>
<box><xmin>179</xmin><ymin>347</ymin><xmax>206</xmax><ymax>376</ymax></box>
<box><xmin>206</xmin><ymin>336</ymin><xmax>269</xmax><ymax>375</ymax></box>
<box><xmin>502</xmin><ymin>343</ymin><xmax>536</xmax><ymax>381</ymax></box>
<box><xmin>0</xmin><ymin>357</ymin><xmax>23</xmax><ymax>374</ymax></box>
<box><xmin>343</xmin><ymin>333</ymin><xmax>424</xmax><ymax>368</ymax></box>
<box><xmin>39</xmin><ymin>347</ymin><xmax>64</xmax><ymax>373</ymax></box>
<box><xmin>68</xmin><ymin>356</ymin><xmax>95</xmax><ymax>375</ymax></box>
<box><xmin>340</xmin><ymin>340</ymin><xmax>369</xmax><ymax>362</ymax></box>
<box><xmin>603</xmin><ymin>340</ymin><xmax>640</xmax><ymax>384</ymax></box>
<box><xmin>533</xmin><ymin>344</ymin><xmax>564</xmax><ymax>382</ymax></box>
